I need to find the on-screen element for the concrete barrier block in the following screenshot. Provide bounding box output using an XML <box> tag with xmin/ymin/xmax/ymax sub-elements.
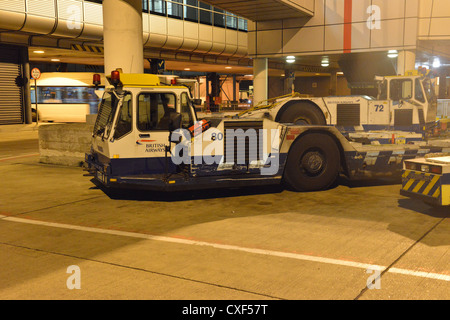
<box><xmin>39</xmin><ymin>123</ymin><xmax>94</xmax><ymax>167</ymax></box>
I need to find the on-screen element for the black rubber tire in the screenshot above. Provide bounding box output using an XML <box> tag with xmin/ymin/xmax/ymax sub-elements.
<box><xmin>278</xmin><ymin>102</ymin><xmax>326</xmax><ymax>125</ymax></box>
<box><xmin>284</xmin><ymin>133</ymin><xmax>340</xmax><ymax>191</ymax></box>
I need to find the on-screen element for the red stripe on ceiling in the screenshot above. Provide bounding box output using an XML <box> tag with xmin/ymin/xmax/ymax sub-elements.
<box><xmin>343</xmin><ymin>0</ymin><xmax>352</xmax><ymax>53</ymax></box>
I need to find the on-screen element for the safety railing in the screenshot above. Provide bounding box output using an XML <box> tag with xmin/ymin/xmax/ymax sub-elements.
<box><xmin>437</xmin><ymin>99</ymin><xmax>450</xmax><ymax>119</ymax></box>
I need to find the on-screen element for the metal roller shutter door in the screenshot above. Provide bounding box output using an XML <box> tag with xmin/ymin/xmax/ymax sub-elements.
<box><xmin>0</xmin><ymin>46</ymin><xmax>23</xmax><ymax>125</ymax></box>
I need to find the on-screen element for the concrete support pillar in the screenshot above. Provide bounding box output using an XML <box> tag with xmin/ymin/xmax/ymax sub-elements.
<box><xmin>21</xmin><ymin>46</ymin><xmax>32</xmax><ymax>124</ymax></box>
<box><xmin>253</xmin><ymin>58</ymin><xmax>268</xmax><ymax>105</ymax></box>
<box><xmin>397</xmin><ymin>50</ymin><xmax>416</xmax><ymax>76</ymax></box>
<box><xmin>103</xmin><ymin>0</ymin><xmax>144</xmax><ymax>74</ymax></box>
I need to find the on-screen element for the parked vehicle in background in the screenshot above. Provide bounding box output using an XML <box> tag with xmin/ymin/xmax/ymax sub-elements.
<box><xmin>31</xmin><ymin>72</ymin><xmax>105</xmax><ymax>122</ymax></box>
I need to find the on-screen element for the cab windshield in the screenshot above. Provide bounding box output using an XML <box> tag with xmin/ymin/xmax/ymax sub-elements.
<box><xmin>422</xmin><ymin>78</ymin><xmax>437</xmax><ymax>103</ymax></box>
<box><xmin>93</xmin><ymin>91</ymin><xmax>120</xmax><ymax>138</ymax></box>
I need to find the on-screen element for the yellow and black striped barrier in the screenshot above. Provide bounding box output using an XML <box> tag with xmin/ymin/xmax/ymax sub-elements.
<box><xmin>71</xmin><ymin>44</ymin><xmax>104</xmax><ymax>54</ymax></box>
<box><xmin>401</xmin><ymin>170</ymin><xmax>441</xmax><ymax>205</ymax></box>
<box><xmin>401</xmin><ymin>169</ymin><xmax>449</xmax><ymax>206</ymax></box>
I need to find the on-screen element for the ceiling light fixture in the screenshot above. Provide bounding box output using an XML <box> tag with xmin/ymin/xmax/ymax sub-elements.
<box><xmin>286</xmin><ymin>56</ymin><xmax>296</xmax><ymax>63</ymax></box>
<box><xmin>433</xmin><ymin>58</ymin><xmax>441</xmax><ymax>68</ymax></box>
<box><xmin>321</xmin><ymin>57</ymin><xmax>329</xmax><ymax>67</ymax></box>
<box><xmin>387</xmin><ymin>50</ymin><xmax>398</xmax><ymax>58</ymax></box>
<box><xmin>33</xmin><ymin>50</ymin><xmax>45</xmax><ymax>54</ymax></box>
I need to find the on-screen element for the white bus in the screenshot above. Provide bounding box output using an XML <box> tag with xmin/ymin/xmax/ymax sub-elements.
<box><xmin>31</xmin><ymin>72</ymin><xmax>105</xmax><ymax>122</ymax></box>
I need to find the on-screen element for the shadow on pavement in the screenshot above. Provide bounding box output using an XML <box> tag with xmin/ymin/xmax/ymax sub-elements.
<box><xmin>91</xmin><ymin>178</ymin><xmax>285</xmax><ymax>202</ymax></box>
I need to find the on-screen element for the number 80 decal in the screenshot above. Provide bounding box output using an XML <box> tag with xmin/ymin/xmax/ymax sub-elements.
<box><xmin>211</xmin><ymin>132</ymin><xmax>224</xmax><ymax>141</ymax></box>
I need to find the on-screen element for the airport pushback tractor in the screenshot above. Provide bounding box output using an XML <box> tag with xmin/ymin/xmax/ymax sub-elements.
<box><xmin>238</xmin><ymin>68</ymin><xmax>438</xmax><ymax>136</ymax></box>
<box><xmin>84</xmin><ymin>70</ymin><xmax>450</xmax><ymax>192</ymax></box>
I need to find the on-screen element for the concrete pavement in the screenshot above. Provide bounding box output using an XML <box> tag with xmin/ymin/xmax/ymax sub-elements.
<box><xmin>0</xmin><ymin>127</ymin><xmax>448</xmax><ymax>301</ymax></box>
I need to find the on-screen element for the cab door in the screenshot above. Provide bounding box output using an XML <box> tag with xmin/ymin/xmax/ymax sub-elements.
<box><xmin>389</xmin><ymin>78</ymin><xmax>417</xmax><ymax>130</ymax></box>
<box><xmin>133</xmin><ymin>91</ymin><xmax>179</xmax><ymax>175</ymax></box>
<box><xmin>104</xmin><ymin>91</ymin><xmax>139</xmax><ymax>177</ymax></box>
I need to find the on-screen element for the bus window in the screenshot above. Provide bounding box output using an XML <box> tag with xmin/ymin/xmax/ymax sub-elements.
<box><xmin>31</xmin><ymin>86</ymin><xmax>104</xmax><ymax>113</ymax></box>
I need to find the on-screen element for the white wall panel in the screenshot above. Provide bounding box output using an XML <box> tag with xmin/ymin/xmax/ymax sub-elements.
<box><xmin>234</xmin><ymin>32</ymin><xmax>248</xmax><ymax>57</ymax></box>
<box><xmin>165</xmin><ymin>19</ymin><xmax>183</xmax><ymax>50</ymax></box>
<box><xmin>372</xmin><ymin>0</ymin><xmax>405</xmax><ymax>20</ymax></box>
<box><xmin>0</xmin><ymin>11</ymin><xmax>26</xmax><ymax>30</ymax></box>
<box><xmin>195</xmin><ymin>24</ymin><xmax>213</xmax><ymax>53</ymax></box>
<box><xmin>324</xmin><ymin>0</ymin><xmax>344</xmax><ymax>25</ymax></box>
<box><xmin>0</xmin><ymin>0</ymin><xmax>248</xmax><ymax>57</ymax></box>
<box><xmin>404</xmin><ymin>18</ymin><xmax>419</xmax><ymax>46</ymax></box>
<box><xmin>405</xmin><ymin>0</ymin><xmax>419</xmax><ymax>17</ymax></box>
<box><xmin>370</xmin><ymin>19</ymin><xmax>405</xmax><ymax>48</ymax></box>
<box><xmin>142</xmin><ymin>13</ymin><xmax>150</xmax><ymax>45</ymax></box>
<box><xmin>22</xmin><ymin>0</ymin><xmax>56</xmax><ymax>33</ymax></box>
<box><xmin>53</xmin><ymin>0</ymin><xmax>83</xmax><ymax>37</ymax></box>
<box><xmin>324</xmin><ymin>24</ymin><xmax>342</xmax><ymax>51</ymax></box>
<box><xmin>0</xmin><ymin>0</ymin><xmax>25</xmax><ymax>12</ymax></box>
<box><xmin>224</xmin><ymin>29</ymin><xmax>238</xmax><ymax>55</ymax></box>
<box><xmin>83</xmin><ymin>2</ymin><xmax>103</xmax><ymax>25</ymax></box>
<box><xmin>181</xmin><ymin>21</ymin><xmax>199</xmax><ymax>51</ymax></box>
<box><xmin>351</xmin><ymin>22</ymin><xmax>371</xmax><ymax>50</ymax></box>
<box><xmin>209</xmin><ymin>27</ymin><xmax>225</xmax><ymax>54</ymax></box>
<box><xmin>419</xmin><ymin>0</ymin><xmax>433</xmax><ymax>17</ymax></box>
<box><xmin>283</xmin><ymin>26</ymin><xmax>324</xmax><ymax>53</ymax></box>
<box><xmin>27</xmin><ymin>0</ymin><xmax>55</xmax><ymax>17</ymax></box>
<box><xmin>57</xmin><ymin>0</ymin><xmax>81</xmax><ymax>20</ymax></box>
<box><xmin>257</xmin><ymin>29</ymin><xmax>283</xmax><ymax>55</ymax></box>
<box><xmin>249</xmin><ymin>0</ymin><xmax>427</xmax><ymax>57</ymax></box>
<box><xmin>431</xmin><ymin>0</ymin><xmax>450</xmax><ymax>18</ymax></box>
<box><xmin>430</xmin><ymin>17</ymin><xmax>450</xmax><ymax>37</ymax></box>
<box><xmin>351</xmin><ymin>0</ymin><xmax>371</xmax><ymax>23</ymax></box>
<box><xmin>147</xmin><ymin>15</ymin><xmax>167</xmax><ymax>48</ymax></box>
<box><xmin>80</xmin><ymin>24</ymin><xmax>103</xmax><ymax>40</ymax></box>
<box><xmin>21</xmin><ymin>16</ymin><xmax>55</xmax><ymax>34</ymax></box>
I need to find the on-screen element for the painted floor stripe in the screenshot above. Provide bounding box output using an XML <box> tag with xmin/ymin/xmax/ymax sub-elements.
<box><xmin>0</xmin><ymin>153</ymin><xmax>39</xmax><ymax>161</ymax></box>
<box><xmin>1</xmin><ymin>214</ymin><xmax>449</xmax><ymax>282</ymax></box>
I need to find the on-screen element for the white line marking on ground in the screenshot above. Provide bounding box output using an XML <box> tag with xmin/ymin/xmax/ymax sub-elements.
<box><xmin>1</xmin><ymin>214</ymin><xmax>449</xmax><ymax>282</ymax></box>
<box><xmin>0</xmin><ymin>153</ymin><xmax>39</xmax><ymax>161</ymax></box>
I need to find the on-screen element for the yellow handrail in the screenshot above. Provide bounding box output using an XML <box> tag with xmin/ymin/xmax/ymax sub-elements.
<box><xmin>237</xmin><ymin>92</ymin><xmax>308</xmax><ymax>117</ymax></box>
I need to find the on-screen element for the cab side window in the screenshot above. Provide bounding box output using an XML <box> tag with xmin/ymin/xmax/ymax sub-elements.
<box><xmin>390</xmin><ymin>79</ymin><xmax>412</xmax><ymax>101</ymax></box>
<box><xmin>138</xmin><ymin>92</ymin><xmax>176</xmax><ymax>131</ymax></box>
<box><xmin>113</xmin><ymin>93</ymin><xmax>132</xmax><ymax>140</ymax></box>
<box><xmin>415</xmin><ymin>79</ymin><xmax>425</xmax><ymax>103</ymax></box>
<box><xmin>180</xmin><ymin>92</ymin><xmax>194</xmax><ymax>129</ymax></box>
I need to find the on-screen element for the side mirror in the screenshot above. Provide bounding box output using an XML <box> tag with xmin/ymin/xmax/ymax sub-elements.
<box><xmin>168</xmin><ymin>112</ymin><xmax>182</xmax><ymax>132</ymax></box>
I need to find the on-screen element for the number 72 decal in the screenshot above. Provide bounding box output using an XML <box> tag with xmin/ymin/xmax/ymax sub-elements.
<box><xmin>375</xmin><ymin>104</ymin><xmax>385</xmax><ymax>112</ymax></box>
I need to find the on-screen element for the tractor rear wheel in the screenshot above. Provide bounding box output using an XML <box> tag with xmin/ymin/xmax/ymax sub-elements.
<box><xmin>278</xmin><ymin>102</ymin><xmax>326</xmax><ymax>125</ymax></box>
<box><xmin>284</xmin><ymin>133</ymin><xmax>340</xmax><ymax>191</ymax></box>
